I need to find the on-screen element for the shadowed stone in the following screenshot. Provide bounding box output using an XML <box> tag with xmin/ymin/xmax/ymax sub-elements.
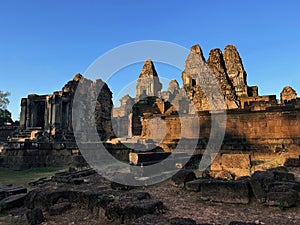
<box><xmin>250</xmin><ymin>171</ymin><xmax>275</xmax><ymax>203</ymax></box>
<box><xmin>199</xmin><ymin>179</ymin><xmax>250</xmax><ymax>204</ymax></box>
<box><xmin>26</xmin><ymin>208</ymin><xmax>44</xmax><ymax>225</ymax></box>
<box><xmin>49</xmin><ymin>202</ymin><xmax>72</xmax><ymax>216</ymax></box>
<box><xmin>0</xmin><ymin>193</ymin><xmax>27</xmax><ymax>211</ymax></box>
<box><xmin>170</xmin><ymin>217</ymin><xmax>197</xmax><ymax>225</ymax></box>
<box><xmin>171</xmin><ymin>169</ymin><xmax>196</xmax><ymax>187</ymax></box>
<box><xmin>266</xmin><ymin>190</ymin><xmax>298</xmax><ymax>207</ymax></box>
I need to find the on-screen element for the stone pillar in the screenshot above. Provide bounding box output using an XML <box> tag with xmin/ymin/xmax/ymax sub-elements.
<box><xmin>50</xmin><ymin>94</ymin><xmax>61</xmax><ymax>134</ymax></box>
<box><xmin>25</xmin><ymin>97</ymin><xmax>31</xmax><ymax>129</ymax></box>
<box><xmin>115</xmin><ymin>116</ymin><xmax>120</xmax><ymax>137</ymax></box>
<box><xmin>44</xmin><ymin>96</ymin><xmax>53</xmax><ymax>132</ymax></box>
<box><xmin>19</xmin><ymin>98</ymin><xmax>27</xmax><ymax>129</ymax></box>
<box><xmin>128</xmin><ymin>112</ymin><xmax>133</xmax><ymax>138</ymax></box>
<box><xmin>44</xmin><ymin>97</ymin><xmax>50</xmax><ymax>130</ymax></box>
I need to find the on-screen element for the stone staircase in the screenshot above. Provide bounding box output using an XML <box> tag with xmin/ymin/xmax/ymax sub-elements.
<box><xmin>8</xmin><ymin>127</ymin><xmax>43</xmax><ymax>142</ymax></box>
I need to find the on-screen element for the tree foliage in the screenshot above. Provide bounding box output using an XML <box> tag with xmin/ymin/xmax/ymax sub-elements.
<box><xmin>0</xmin><ymin>91</ymin><xmax>10</xmax><ymax>109</ymax></box>
<box><xmin>0</xmin><ymin>91</ymin><xmax>13</xmax><ymax>125</ymax></box>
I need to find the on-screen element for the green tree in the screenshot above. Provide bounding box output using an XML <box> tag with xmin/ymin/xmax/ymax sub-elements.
<box><xmin>0</xmin><ymin>91</ymin><xmax>10</xmax><ymax>109</ymax></box>
<box><xmin>0</xmin><ymin>91</ymin><xmax>12</xmax><ymax>126</ymax></box>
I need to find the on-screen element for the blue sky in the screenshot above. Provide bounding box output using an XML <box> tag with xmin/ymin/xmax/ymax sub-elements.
<box><xmin>0</xmin><ymin>0</ymin><xmax>300</xmax><ymax>120</ymax></box>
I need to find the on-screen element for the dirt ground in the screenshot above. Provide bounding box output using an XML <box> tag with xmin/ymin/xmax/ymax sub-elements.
<box><xmin>1</xmin><ymin>168</ymin><xmax>299</xmax><ymax>225</ymax></box>
<box><xmin>144</xmin><ymin>180</ymin><xmax>300</xmax><ymax>225</ymax></box>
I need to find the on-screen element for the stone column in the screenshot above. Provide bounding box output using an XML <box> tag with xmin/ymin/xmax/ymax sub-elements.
<box><xmin>128</xmin><ymin>112</ymin><xmax>133</xmax><ymax>138</ymax></box>
<box><xmin>25</xmin><ymin>97</ymin><xmax>31</xmax><ymax>129</ymax></box>
<box><xmin>19</xmin><ymin>98</ymin><xmax>27</xmax><ymax>129</ymax></box>
<box><xmin>50</xmin><ymin>94</ymin><xmax>61</xmax><ymax>134</ymax></box>
<box><xmin>44</xmin><ymin>96</ymin><xmax>52</xmax><ymax>132</ymax></box>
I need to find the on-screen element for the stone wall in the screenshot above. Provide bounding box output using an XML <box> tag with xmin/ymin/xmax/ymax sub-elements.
<box><xmin>141</xmin><ymin>107</ymin><xmax>300</xmax><ymax>151</ymax></box>
<box><xmin>0</xmin><ymin>126</ymin><xmax>17</xmax><ymax>142</ymax></box>
<box><xmin>16</xmin><ymin>74</ymin><xmax>114</xmax><ymax>142</ymax></box>
<box><xmin>0</xmin><ymin>148</ymin><xmax>86</xmax><ymax>170</ymax></box>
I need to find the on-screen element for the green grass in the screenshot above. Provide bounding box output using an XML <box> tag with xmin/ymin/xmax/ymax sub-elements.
<box><xmin>0</xmin><ymin>167</ymin><xmax>66</xmax><ymax>189</ymax></box>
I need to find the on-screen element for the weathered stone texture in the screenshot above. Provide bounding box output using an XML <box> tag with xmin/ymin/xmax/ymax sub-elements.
<box><xmin>136</xmin><ymin>59</ymin><xmax>162</xmax><ymax>99</ymax></box>
<box><xmin>182</xmin><ymin>45</ymin><xmax>225</xmax><ymax>111</ymax></box>
<box><xmin>196</xmin><ymin>179</ymin><xmax>250</xmax><ymax>204</ymax></box>
<box><xmin>171</xmin><ymin>169</ymin><xmax>196</xmax><ymax>187</ymax></box>
<box><xmin>141</xmin><ymin>109</ymin><xmax>300</xmax><ymax>151</ymax></box>
<box><xmin>207</xmin><ymin>48</ymin><xmax>239</xmax><ymax>109</ymax></box>
<box><xmin>250</xmin><ymin>170</ymin><xmax>299</xmax><ymax>206</ymax></box>
<box><xmin>281</xmin><ymin>86</ymin><xmax>297</xmax><ymax>104</ymax></box>
<box><xmin>26</xmin><ymin>208</ymin><xmax>45</xmax><ymax>225</ymax></box>
<box><xmin>223</xmin><ymin>45</ymin><xmax>248</xmax><ymax>98</ymax></box>
<box><xmin>17</xmin><ymin>74</ymin><xmax>114</xmax><ymax>142</ymax></box>
<box><xmin>210</xmin><ymin>153</ymin><xmax>251</xmax><ymax>178</ymax></box>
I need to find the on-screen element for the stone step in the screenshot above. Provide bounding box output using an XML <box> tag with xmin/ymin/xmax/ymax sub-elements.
<box><xmin>129</xmin><ymin>152</ymin><xmax>190</xmax><ymax>165</ymax></box>
<box><xmin>0</xmin><ymin>184</ymin><xmax>27</xmax><ymax>200</ymax></box>
<box><xmin>0</xmin><ymin>193</ymin><xmax>27</xmax><ymax>212</ymax></box>
<box><xmin>27</xmin><ymin>127</ymin><xmax>43</xmax><ymax>131</ymax></box>
<box><xmin>185</xmin><ymin>179</ymin><xmax>250</xmax><ymax>204</ymax></box>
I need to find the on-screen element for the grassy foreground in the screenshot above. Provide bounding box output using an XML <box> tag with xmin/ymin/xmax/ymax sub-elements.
<box><xmin>0</xmin><ymin>167</ymin><xmax>66</xmax><ymax>189</ymax></box>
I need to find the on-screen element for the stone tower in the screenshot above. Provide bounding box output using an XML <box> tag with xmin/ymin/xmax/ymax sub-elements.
<box><xmin>207</xmin><ymin>48</ymin><xmax>240</xmax><ymax>109</ymax></box>
<box><xmin>280</xmin><ymin>86</ymin><xmax>297</xmax><ymax>104</ymax></box>
<box><xmin>223</xmin><ymin>45</ymin><xmax>248</xmax><ymax>98</ymax></box>
<box><xmin>136</xmin><ymin>59</ymin><xmax>162</xmax><ymax>100</ymax></box>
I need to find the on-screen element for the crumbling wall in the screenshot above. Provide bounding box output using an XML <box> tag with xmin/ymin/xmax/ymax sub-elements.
<box><xmin>141</xmin><ymin>107</ymin><xmax>300</xmax><ymax>151</ymax></box>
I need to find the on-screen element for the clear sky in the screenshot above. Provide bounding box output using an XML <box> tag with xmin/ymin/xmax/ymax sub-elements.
<box><xmin>1</xmin><ymin>0</ymin><xmax>300</xmax><ymax>120</ymax></box>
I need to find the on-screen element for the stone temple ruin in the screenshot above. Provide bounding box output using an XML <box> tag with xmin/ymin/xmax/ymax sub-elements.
<box><xmin>0</xmin><ymin>44</ymin><xmax>300</xmax><ymax>224</ymax></box>
<box><xmin>0</xmin><ymin>74</ymin><xmax>115</xmax><ymax>169</ymax></box>
<box><xmin>113</xmin><ymin>44</ymin><xmax>300</xmax><ymax>152</ymax></box>
<box><xmin>18</xmin><ymin>74</ymin><xmax>114</xmax><ymax>141</ymax></box>
<box><xmin>0</xmin><ymin>44</ymin><xmax>300</xmax><ymax>174</ymax></box>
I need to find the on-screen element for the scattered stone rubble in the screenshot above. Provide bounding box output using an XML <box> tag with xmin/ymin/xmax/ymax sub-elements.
<box><xmin>0</xmin><ymin>184</ymin><xmax>27</xmax><ymax>212</ymax></box>
<box><xmin>175</xmin><ymin>168</ymin><xmax>300</xmax><ymax>208</ymax></box>
<box><xmin>0</xmin><ymin>165</ymin><xmax>299</xmax><ymax>224</ymax></box>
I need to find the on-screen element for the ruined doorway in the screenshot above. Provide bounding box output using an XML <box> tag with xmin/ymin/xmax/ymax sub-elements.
<box><xmin>132</xmin><ymin>115</ymin><xmax>142</xmax><ymax>136</ymax></box>
<box><xmin>35</xmin><ymin>101</ymin><xmax>45</xmax><ymax>128</ymax></box>
<box><xmin>191</xmin><ymin>78</ymin><xmax>196</xmax><ymax>87</ymax></box>
<box><xmin>61</xmin><ymin>102</ymin><xmax>69</xmax><ymax>129</ymax></box>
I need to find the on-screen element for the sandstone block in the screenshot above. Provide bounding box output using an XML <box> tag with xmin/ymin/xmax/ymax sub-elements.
<box><xmin>266</xmin><ymin>190</ymin><xmax>298</xmax><ymax>207</ymax></box>
<box><xmin>0</xmin><ymin>193</ymin><xmax>27</xmax><ymax>211</ymax></box>
<box><xmin>49</xmin><ymin>202</ymin><xmax>71</xmax><ymax>216</ymax></box>
<box><xmin>250</xmin><ymin>171</ymin><xmax>275</xmax><ymax>203</ymax></box>
<box><xmin>26</xmin><ymin>208</ymin><xmax>44</xmax><ymax>225</ymax></box>
<box><xmin>133</xmin><ymin>214</ymin><xmax>168</xmax><ymax>225</ymax></box>
<box><xmin>106</xmin><ymin>199</ymin><xmax>163</xmax><ymax>224</ymax></box>
<box><xmin>273</xmin><ymin>171</ymin><xmax>295</xmax><ymax>182</ymax></box>
<box><xmin>170</xmin><ymin>217</ymin><xmax>197</xmax><ymax>225</ymax></box>
<box><xmin>268</xmin><ymin>181</ymin><xmax>300</xmax><ymax>192</ymax></box>
<box><xmin>185</xmin><ymin>179</ymin><xmax>208</xmax><ymax>192</ymax></box>
<box><xmin>226</xmin><ymin>168</ymin><xmax>250</xmax><ymax>179</ymax></box>
<box><xmin>210</xmin><ymin>154</ymin><xmax>222</xmax><ymax>171</ymax></box>
<box><xmin>208</xmin><ymin>170</ymin><xmax>234</xmax><ymax>180</ymax></box>
<box><xmin>199</xmin><ymin>180</ymin><xmax>250</xmax><ymax>204</ymax></box>
<box><xmin>171</xmin><ymin>169</ymin><xmax>196</xmax><ymax>188</ymax></box>
<box><xmin>221</xmin><ymin>153</ymin><xmax>251</xmax><ymax>169</ymax></box>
